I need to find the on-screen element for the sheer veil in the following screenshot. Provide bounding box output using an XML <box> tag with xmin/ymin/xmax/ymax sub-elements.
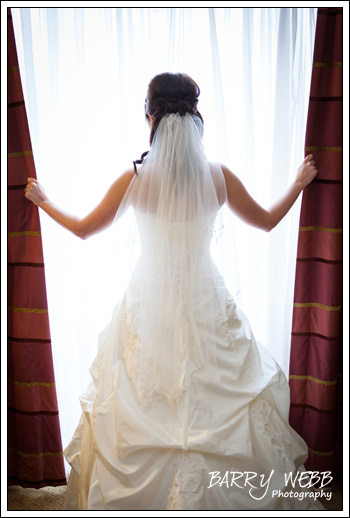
<box><xmin>113</xmin><ymin>112</ymin><xmax>239</xmax><ymax>400</ymax></box>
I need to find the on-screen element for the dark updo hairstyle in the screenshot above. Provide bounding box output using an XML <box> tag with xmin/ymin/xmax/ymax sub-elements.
<box><xmin>133</xmin><ymin>72</ymin><xmax>203</xmax><ymax>173</ymax></box>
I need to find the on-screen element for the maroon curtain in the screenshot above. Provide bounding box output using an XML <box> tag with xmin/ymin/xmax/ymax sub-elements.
<box><xmin>289</xmin><ymin>7</ymin><xmax>343</xmax><ymax>474</ymax></box>
<box><xmin>7</xmin><ymin>8</ymin><xmax>66</xmax><ymax>488</ymax></box>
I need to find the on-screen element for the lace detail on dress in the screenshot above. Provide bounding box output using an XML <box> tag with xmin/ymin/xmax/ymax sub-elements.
<box><xmin>178</xmin><ymin>451</ymin><xmax>208</xmax><ymax>492</ymax></box>
<box><xmin>122</xmin><ymin>305</ymin><xmax>166</xmax><ymax>405</ymax></box>
<box><xmin>166</xmin><ymin>451</ymin><xmax>208</xmax><ymax>510</ymax></box>
<box><xmin>250</xmin><ymin>397</ymin><xmax>294</xmax><ymax>459</ymax></box>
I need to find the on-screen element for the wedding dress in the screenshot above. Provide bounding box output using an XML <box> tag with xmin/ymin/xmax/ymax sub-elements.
<box><xmin>64</xmin><ymin>113</ymin><xmax>325</xmax><ymax>510</ymax></box>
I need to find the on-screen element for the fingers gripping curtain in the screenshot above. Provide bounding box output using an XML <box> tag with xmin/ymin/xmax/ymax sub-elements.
<box><xmin>7</xmin><ymin>8</ymin><xmax>66</xmax><ymax>488</ymax></box>
<box><xmin>289</xmin><ymin>7</ymin><xmax>343</xmax><ymax>474</ymax></box>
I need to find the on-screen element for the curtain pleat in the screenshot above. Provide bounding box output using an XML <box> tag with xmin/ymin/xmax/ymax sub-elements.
<box><xmin>7</xmin><ymin>7</ymin><xmax>66</xmax><ymax>488</ymax></box>
<box><xmin>289</xmin><ymin>7</ymin><xmax>343</xmax><ymax>474</ymax></box>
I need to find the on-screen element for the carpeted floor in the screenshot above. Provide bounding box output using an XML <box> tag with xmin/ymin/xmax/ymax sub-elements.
<box><xmin>7</xmin><ymin>485</ymin><xmax>67</xmax><ymax>511</ymax></box>
<box><xmin>7</xmin><ymin>482</ymin><xmax>343</xmax><ymax>511</ymax></box>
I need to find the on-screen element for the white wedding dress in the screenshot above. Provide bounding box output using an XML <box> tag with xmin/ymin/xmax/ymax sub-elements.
<box><xmin>64</xmin><ymin>114</ymin><xmax>325</xmax><ymax>510</ymax></box>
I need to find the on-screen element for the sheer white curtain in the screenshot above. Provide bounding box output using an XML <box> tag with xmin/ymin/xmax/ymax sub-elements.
<box><xmin>12</xmin><ymin>7</ymin><xmax>316</xmax><ymax>450</ymax></box>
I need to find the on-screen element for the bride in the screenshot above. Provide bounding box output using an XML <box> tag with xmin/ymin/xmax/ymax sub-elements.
<box><xmin>25</xmin><ymin>72</ymin><xmax>322</xmax><ymax>510</ymax></box>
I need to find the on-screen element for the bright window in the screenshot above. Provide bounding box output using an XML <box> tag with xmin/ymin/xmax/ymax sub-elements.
<box><xmin>12</xmin><ymin>7</ymin><xmax>317</xmax><ymax>449</ymax></box>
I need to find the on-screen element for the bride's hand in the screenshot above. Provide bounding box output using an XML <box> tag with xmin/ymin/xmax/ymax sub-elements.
<box><xmin>24</xmin><ymin>177</ymin><xmax>48</xmax><ymax>207</ymax></box>
<box><xmin>296</xmin><ymin>154</ymin><xmax>318</xmax><ymax>189</ymax></box>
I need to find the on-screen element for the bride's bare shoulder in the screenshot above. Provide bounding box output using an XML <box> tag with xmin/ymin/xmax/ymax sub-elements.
<box><xmin>219</xmin><ymin>163</ymin><xmax>240</xmax><ymax>182</ymax></box>
<box><xmin>207</xmin><ymin>162</ymin><xmax>227</xmax><ymax>205</ymax></box>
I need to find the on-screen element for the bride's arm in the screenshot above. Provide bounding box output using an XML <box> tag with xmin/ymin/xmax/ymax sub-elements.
<box><xmin>24</xmin><ymin>169</ymin><xmax>135</xmax><ymax>239</ymax></box>
<box><xmin>221</xmin><ymin>155</ymin><xmax>318</xmax><ymax>232</ymax></box>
